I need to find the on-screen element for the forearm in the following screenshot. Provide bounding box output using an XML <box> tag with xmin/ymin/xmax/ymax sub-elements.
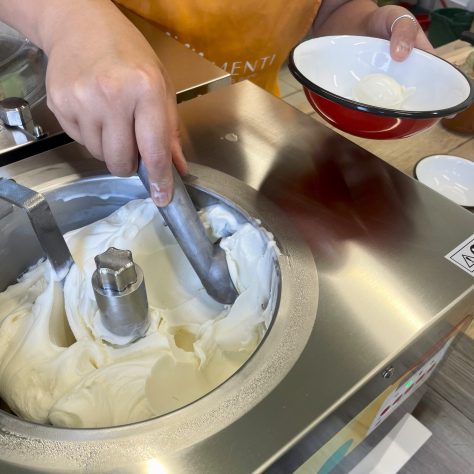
<box><xmin>313</xmin><ymin>0</ymin><xmax>379</xmax><ymax>37</ymax></box>
<box><xmin>313</xmin><ymin>0</ymin><xmax>432</xmax><ymax>59</ymax></box>
<box><xmin>0</xmin><ymin>0</ymin><xmax>127</xmax><ymax>54</ymax></box>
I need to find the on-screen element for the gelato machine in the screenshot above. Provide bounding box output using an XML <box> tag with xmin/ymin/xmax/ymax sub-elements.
<box><xmin>0</xmin><ymin>79</ymin><xmax>473</xmax><ymax>473</ymax></box>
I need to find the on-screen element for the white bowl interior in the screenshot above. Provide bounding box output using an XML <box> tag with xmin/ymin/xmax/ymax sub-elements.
<box><xmin>415</xmin><ymin>155</ymin><xmax>474</xmax><ymax>207</ymax></box>
<box><xmin>293</xmin><ymin>36</ymin><xmax>472</xmax><ymax>112</ymax></box>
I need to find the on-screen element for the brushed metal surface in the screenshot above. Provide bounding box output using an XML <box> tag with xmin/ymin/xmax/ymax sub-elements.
<box><xmin>0</xmin><ymin>80</ymin><xmax>473</xmax><ymax>473</ymax></box>
<box><xmin>167</xmin><ymin>81</ymin><xmax>474</xmax><ymax>473</ymax></box>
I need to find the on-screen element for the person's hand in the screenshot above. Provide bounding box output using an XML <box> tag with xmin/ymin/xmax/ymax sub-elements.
<box><xmin>314</xmin><ymin>1</ymin><xmax>433</xmax><ymax>61</ymax></box>
<box><xmin>42</xmin><ymin>2</ymin><xmax>186</xmax><ymax>206</ymax></box>
<box><xmin>367</xmin><ymin>5</ymin><xmax>434</xmax><ymax>61</ymax></box>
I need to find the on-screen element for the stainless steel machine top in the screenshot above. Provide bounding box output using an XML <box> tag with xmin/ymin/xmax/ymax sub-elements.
<box><xmin>0</xmin><ymin>81</ymin><xmax>473</xmax><ymax>473</ymax></box>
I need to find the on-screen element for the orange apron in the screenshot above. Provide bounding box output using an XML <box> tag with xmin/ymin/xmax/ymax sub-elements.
<box><xmin>115</xmin><ymin>0</ymin><xmax>321</xmax><ymax>95</ymax></box>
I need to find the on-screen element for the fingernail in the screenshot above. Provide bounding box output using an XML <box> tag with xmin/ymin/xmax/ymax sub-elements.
<box><xmin>150</xmin><ymin>182</ymin><xmax>171</xmax><ymax>207</ymax></box>
<box><xmin>395</xmin><ymin>42</ymin><xmax>411</xmax><ymax>55</ymax></box>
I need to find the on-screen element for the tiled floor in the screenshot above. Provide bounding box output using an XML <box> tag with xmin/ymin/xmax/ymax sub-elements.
<box><xmin>278</xmin><ymin>66</ymin><xmax>474</xmax><ymax>473</ymax></box>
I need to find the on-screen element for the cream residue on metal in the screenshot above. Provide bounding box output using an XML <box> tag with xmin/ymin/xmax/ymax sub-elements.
<box><xmin>222</xmin><ymin>133</ymin><xmax>238</xmax><ymax>142</ymax></box>
<box><xmin>0</xmin><ymin>198</ymin><xmax>278</xmax><ymax>428</ymax></box>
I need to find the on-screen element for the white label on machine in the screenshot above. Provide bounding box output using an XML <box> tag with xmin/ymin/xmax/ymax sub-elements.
<box><xmin>349</xmin><ymin>414</ymin><xmax>431</xmax><ymax>474</ymax></box>
<box><xmin>367</xmin><ymin>340</ymin><xmax>453</xmax><ymax>436</ymax></box>
<box><xmin>445</xmin><ymin>234</ymin><xmax>474</xmax><ymax>276</ymax></box>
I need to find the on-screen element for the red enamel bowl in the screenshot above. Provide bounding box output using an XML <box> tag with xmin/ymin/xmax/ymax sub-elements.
<box><xmin>288</xmin><ymin>36</ymin><xmax>474</xmax><ymax>140</ymax></box>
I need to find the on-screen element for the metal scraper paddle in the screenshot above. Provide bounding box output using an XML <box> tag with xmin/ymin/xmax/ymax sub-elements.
<box><xmin>0</xmin><ymin>178</ymin><xmax>74</xmax><ymax>282</ymax></box>
<box><xmin>137</xmin><ymin>162</ymin><xmax>239</xmax><ymax>305</ymax></box>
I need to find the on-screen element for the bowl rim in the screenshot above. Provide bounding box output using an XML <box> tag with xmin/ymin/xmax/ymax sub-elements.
<box><xmin>413</xmin><ymin>154</ymin><xmax>474</xmax><ymax>209</ymax></box>
<box><xmin>288</xmin><ymin>35</ymin><xmax>474</xmax><ymax>119</ymax></box>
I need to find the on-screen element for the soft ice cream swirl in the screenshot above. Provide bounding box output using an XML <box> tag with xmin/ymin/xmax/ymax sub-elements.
<box><xmin>353</xmin><ymin>73</ymin><xmax>416</xmax><ymax>109</ymax></box>
<box><xmin>0</xmin><ymin>198</ymin><xmax>278</xmax><ymax>427</ymax></box>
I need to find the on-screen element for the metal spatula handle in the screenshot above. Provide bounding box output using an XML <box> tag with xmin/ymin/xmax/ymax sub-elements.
<box><xmin>137</xmin><ymin>162</ymin><xmax>238</xmax><ymax>305</ymax></box>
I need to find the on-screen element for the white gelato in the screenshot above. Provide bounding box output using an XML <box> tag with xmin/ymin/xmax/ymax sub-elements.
<box><xmin>353</xmin><ymin>73</ymin><xmax>416</xmax><ymax>109</ymax></box>
<box><xmin>0</xmin><ymin>198</ymin><xmax>278</xmax><ymax>428</ymax></box>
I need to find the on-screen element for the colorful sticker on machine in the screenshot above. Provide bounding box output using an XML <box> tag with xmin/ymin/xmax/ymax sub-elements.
<box><xmin>445</xmin><ymin>234</ymin><xmax>474</xmax><ymax>276</ymax></box>
<box><xmin>294</xmin><ymin>329</ymin><xmax>463</xmax><ymax>474</ymax></box>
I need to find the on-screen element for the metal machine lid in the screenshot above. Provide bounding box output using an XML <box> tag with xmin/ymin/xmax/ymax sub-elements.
<box><xmin>0</xmin><ymin>22</ymin><xmax>53</xmax><ymax>159</ymax></box>
<box><xmin>0</xmin><ymin>22</ymin><xmax>47</xmax><ymax>106</ymax></box>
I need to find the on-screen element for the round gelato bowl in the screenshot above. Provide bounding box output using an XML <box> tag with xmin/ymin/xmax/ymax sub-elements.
<box><xmin>288</xmin><ymin>35</ymin><xmax>474</xmax><ymax>139</ymax></box>
<box><xmin>0</xmin><ymin>154</ymin><xmax>318</xmax><ymax>472</ymax></box>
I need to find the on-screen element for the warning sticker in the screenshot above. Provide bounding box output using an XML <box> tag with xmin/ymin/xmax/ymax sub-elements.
<box><xmin>445</xmin><ymin>234</ymin><xmax>474</xmax><ymax>276</ymax></box>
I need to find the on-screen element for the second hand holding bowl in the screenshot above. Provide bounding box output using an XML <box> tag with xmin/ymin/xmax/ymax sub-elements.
<box><xmin>289</xmin><ymin>35</ymin><xmax>474</xmax><ymax>139</ymax></box>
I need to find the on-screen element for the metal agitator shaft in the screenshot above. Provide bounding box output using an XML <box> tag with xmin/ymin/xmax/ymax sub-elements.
<box><xmin>92</xmin><ymin>247</ymin><xmax>149</xmax><ymax>342</ymax></box>
<box><xmin>0</xmin><ymin>179</ymin><xmax>150</xmax><ymax>344</ymax></box>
